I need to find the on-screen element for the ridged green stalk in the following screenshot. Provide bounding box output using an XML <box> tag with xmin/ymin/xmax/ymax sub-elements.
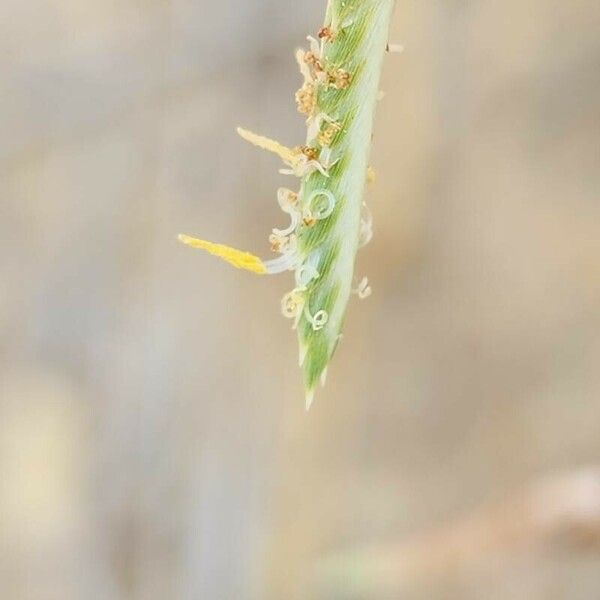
<box><xmin>179</xmin><ymin>0</ymin><xmax>396</xmax><ymax>408</ymax></box>
<box><xmin>297</xmin><ymin>0</ymin><xmax>396</xmax><ymax>406</ymax></box>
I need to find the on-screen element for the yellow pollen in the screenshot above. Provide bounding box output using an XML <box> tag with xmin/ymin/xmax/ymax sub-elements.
<box><xmin>178</xmin><ymin>234</ymin><xmax>266</xmax><ymax>274</ymax></box>
<box><xmin>236</xmin><ymin>127</ymin><xmax>297</xmax><ymax>165</ymax></box>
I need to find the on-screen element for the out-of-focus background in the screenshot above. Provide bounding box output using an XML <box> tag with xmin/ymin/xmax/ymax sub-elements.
<box><xmin>1</xmin><ymin>1</ymin><xmax>600</xmax><ymax>599</ymax></box>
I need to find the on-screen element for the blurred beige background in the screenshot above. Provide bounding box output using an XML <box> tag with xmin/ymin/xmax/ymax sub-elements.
<box><xmin>1</xmin><ymin>1</ymin><xmax>600</xmax><ymax>599</ymax></box>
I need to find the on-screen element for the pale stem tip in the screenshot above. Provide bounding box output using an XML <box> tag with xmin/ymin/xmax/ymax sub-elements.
<box><xmin>305</xmin><ymin>389</ymin><xmax>315</xmax><ymax>411</ymax></box>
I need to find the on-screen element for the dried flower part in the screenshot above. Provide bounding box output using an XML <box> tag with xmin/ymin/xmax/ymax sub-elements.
<box><xmin>269</xmin><ymin>233</ymin><xmax>295</xmax><ymax>254</ymax></box>
<box><xmin>317</xmin><ymin>121</ymin><xmax>342</xmax><ymax>147</ymax></box>
<box><xmin>178</xmin><ymin>0</ymin><xmax>397</xmax><ymax>409</ymax></box>
<box><xmin>318</xmin><ymin>26</ymin><xmax>336</xmax><ymax>42</ymax></box>
<box><xmin>295</xmin><ymin>82</ymin><xmax>316</xmax><ymax>116</ymax></box>
<box><xmin>327</xmin><ymin>67</ymin><xmax>352</xmax><ymax>89</ymax></box>
<box><xmin>299</xmin><ymin>146</ymin><xmax>319</xmax><ymax>161</ymax></box>
<box><xmin>304</xmin><ymin>51</ymin><xmax>324</xmax><ymax>73</ymax></box>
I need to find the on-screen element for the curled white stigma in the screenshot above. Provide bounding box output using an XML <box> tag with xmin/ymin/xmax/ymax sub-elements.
<box><xmin>272</xmin><ymin>211</ymin><xmax>300</xmax><ymax>237</ymax></box>
<box><xmin>359</xmin><ymin>201</ymin><xmax>373</xmax><ymax>248</ymax></box>
<box><xmin>304</xmin><ymin>305</ymin><xmax>329</xmax><ymax>332</ymax></box>
<box><xmin>305</xmin><ymin>189</ymin><xmax>336</xmax><ymax>221</ymax></box>
<box><xmin>277</xmin><ymin>187</ymin><xmax>299</xmax><ymax>211</ymax></box>
<box><xmin>263</xmin><ymin>251</ymin><xmax>299</xmax><ymax>275</ymax></box>
<box><xmin>295</xmin><ymin>263</ymin><xmax>320</xmax><ymax>289</ymax></box>
<box><xmin>279</xmin><ymin>154</ymin><xmax>329</xmax><ymax>178</ymax></box>
<box><xmin>353</xmin><ymin>276</ymin><xmax>372</xmax><ymax>300</ymax></box>
<box><xmin>281</xmin><ymin>288</ymin><xmax>305</xmax><ymax>329</ymax></box>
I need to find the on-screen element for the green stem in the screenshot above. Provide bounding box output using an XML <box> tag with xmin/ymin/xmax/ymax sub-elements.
<box><xmin>297</xmin><ymin>0</ymin><xmax>396</xmax><ymax>407</ymax></box>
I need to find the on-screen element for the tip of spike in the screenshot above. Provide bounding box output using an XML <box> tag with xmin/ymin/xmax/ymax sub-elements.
<box><xmin>320</xmin><ymin>367</ymin><xmax>329</xmax><ymax>387</ymax></box>
<box><xmin>305</xmin><ymin>389</ymin><xmax>315</xmax><ymax>411</ymax></box>
<box><xmin>305</xmin><ymin>368</ymin><xmax>327</xmax><ymax>410</ymax></box>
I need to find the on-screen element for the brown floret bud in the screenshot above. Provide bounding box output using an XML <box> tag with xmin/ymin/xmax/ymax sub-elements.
<box><xmin>300</xmin><ymin>146</ymin><xmax>319</xmax><ymax>161</ymax></box>
<box><xmin>304</xmin><ymin>51</ymin><xmax>324</xmax><ymax>73</ymax></box>
<box><xmin>317</xmin><ymin>121</ymin><xmax>342</xmax><ymax>147</ymax></box>
<box><xmin>318</xmin><ymin>26</ymin><xmax>336</xmax><ymax>42</ymax></box>
<box><xmin>329</xmin><ymin>68</ymin><xmax>352</xmax><ymax>89</ymax></box>
<box><xmin>302</xmin><ymin>214</ymin><xmax>317</xmax><ymax>227</ymax></box>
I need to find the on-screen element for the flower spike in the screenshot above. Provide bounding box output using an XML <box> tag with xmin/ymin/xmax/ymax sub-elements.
<box><xmin>180</xmin><ymin>0</ymin><xmax>397</xmax><ymax>408</ymax></box>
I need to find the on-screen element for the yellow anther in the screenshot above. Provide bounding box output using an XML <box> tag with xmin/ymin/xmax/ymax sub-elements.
<box><xmin>236</xmin><ymin>127</ymin><xmax>329</xmax><ymax>178</ymax></box>
<box><xmin>236</xmin><ymin>127</ymin><xmax>298</xmax><ymax>165</ymax></box>
<box><xmin>178</xmin><ymin>234</ymin><xmax>266</xmax><ymax>274</ymax></box>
